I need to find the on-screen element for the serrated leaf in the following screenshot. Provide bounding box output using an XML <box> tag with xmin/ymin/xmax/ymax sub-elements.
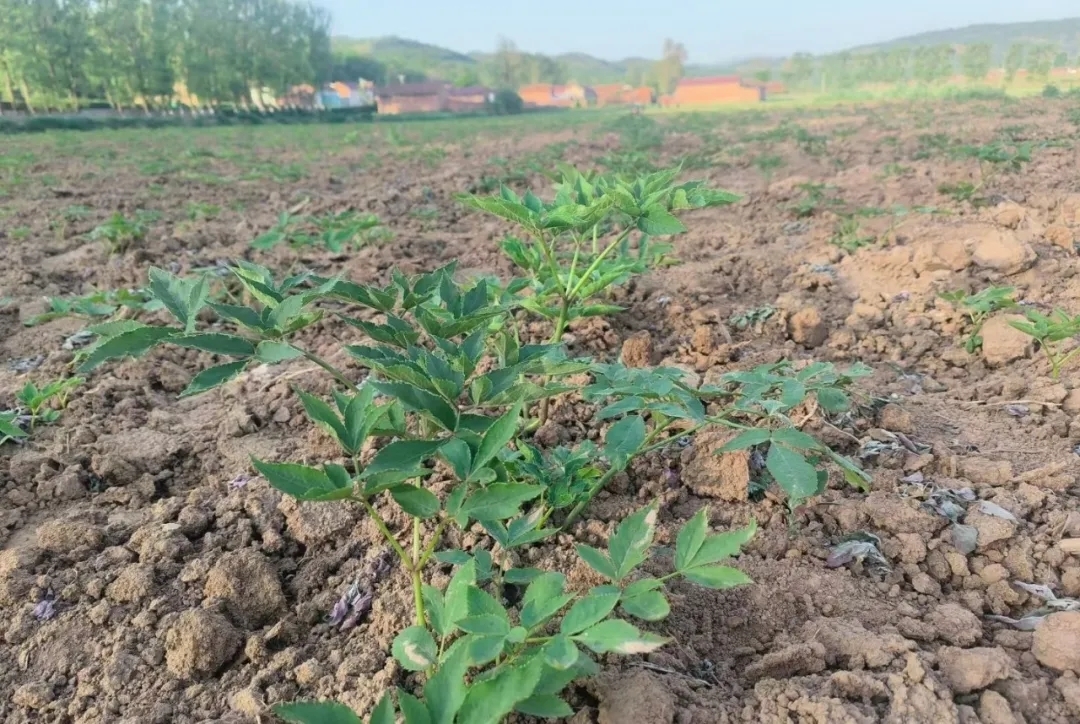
<box><xmin>255</xmin><ymin>340</ymin><xmax>303</xmax><ymax>363</ymax></box>
<box><xmin>684</xmin><ymin>521</ymin><xmax>757</xmax><ymax>569</ymax></box>
<box><xmin>390</xmin><ymin>485</ymin><xmax>440</xmax><ymax>518</ymax></box>
<box><xmin>77</xmin><ymin>326</ymin><xmax>175</xmax><ymax>372</ymax></box>
<box><xmin>766</xmin><ymin>444</ymin><xmax>821</xmax><ymax>506</ymax></box>
<box><xmin>770</xmin><ymin>428</ymin><xmax>822</xmax><ymax>451</ymax></box>
<box><xmin>365</xmin><ymin>440</ymin><xmax>444</xmax><ymax>476</ymax></box>
<box><xmin>392</xmin><ymin>626</ymin><xmax>438</xmax><ymax>671</ymax></box>
<box><xmin>456</xmin><ymin>655</ymin><xmax>544</xmax><ymax>724</ymax></box>
<box><xmin>717</xmin><ymin>429</ymin><xmax>771</xmax><ymax>452</ymax></box>
<box><xmin>573</xmin><ymin>619</ymin><xmax>668</xmax><ymax>655</ymax></box>
<box><xmin>515</xmin><ymin>694</ymin><xmax>574</xmax><ymax>718</ymax></box>
<box><xmin>272</xmin><ymin>701</ymin><xmax>362</xmax><ymax>724</ymax></box>
<box><xmin>521</xmin><ymin>572</ymin><xmax>572</xmax><ymax>630</ymax></box>
<box><xmin>423</xmin><ymin>642</ymin><xmax>469</xmax><ymax>724</ymax></box>
<box><xmin>439</xmin><ymin>438</ymin><xmax>472</xmax><ymax>481</ymax></box>
<box><xmin>458</xmin><ymin>614</ymin><xmax>511</xmax><ymax>636</ymax></box>
<box><xmin>608</xmin><ymin>503</ymin><xmax>658</xmax><ymax>580</ymax></box>
<box><xmin>423</xmin><ymin>584</ymin><xmax>449</xmax><ymax>637</ymax></box>
<box><xmin>560</xmin><ymin>585</ymin><xmax>620</xmax><ymax>635</ymax></box>
<box><xmin>444</xmin><ymin>560</ymin><xmax>476</xmax><ymax>630</ymax></box>
<box><xmin>681</xmin><ymin>564</ymin><xmax>753</xmax><ymax>589</ymax></box>
<box><xmin>369</xmin><ymin>693</ymin><xmax>396</xmax><ymax>724</ymax></box>
<box><xmin>815</xmin><ymin>387</ymin><xmax>850</xmax><ymax>413</ymax></box>
<box><xmin>620</xmin><ymin>589</ymin><xmax>670</xmax><ymax>621</ymax></box>
<box><xmin>575</xmin><ymin>544</ymin><xmax>617</xmax><ymax>581</ymax></box>
<box><xmin>471</xmin><ymin>402</ymin><xmax>522</xmax><ymax>477</ymax></box>
<box><xmin>297</xmin><ymin>390</ymin><xmax>347</xmax><ymax>445</ymax></box>
<box><xmin>371</xmin><ymin>380</ymin><xmax>458</xmax><ymax>432</ymax></box>
<box><xmin>398</xmin><ymin>690</ymin><xmax>432</xmax><ymax>724</ymax></box>
<box><xmin>604</xmin><ymin>415</ymin><xmax>645</xmax><ymax>467</ymax></box>
<box><xmin>173</xmin><ymin>333</ymin><xmax>255</xmax><ymax>357</ymax></box>
<box><xmin>148</xmin><ymin>267</ymin><xmax>206</xmax><ymax>332</ymax></box>
<box><xmin>675</xmin><ymin>507</ymin><xmax>709</xmax><ymax>571</ymax></box>
<box><xmin>637</xmin><ymin>206</ymin><xmax>685</xmax><ymax>235</ymax></box>
<box><xmin>460</xmin><ymin>483</ymin><xmax>542</xmax><ymax>521</ymax></box>
<box><xmin>252</xmin><ymin>459</ymin><xmax>352</xmax><ymax>501</ymax></box>
<box><xmin>542</xmin><ymin>635</ymin><xmax>580</xmax><ymax>670</ymax></box>
<box><xmin>180</xmin><ymin>360</ymin><xmax>247</xmax><ymax>397</ymax></box>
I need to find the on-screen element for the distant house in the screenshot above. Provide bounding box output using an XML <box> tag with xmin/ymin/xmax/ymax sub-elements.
<box><xmin>661</xmin><ymin>76</ymin><xmax>763</xmax><ymax>107</ymax></box>
<box><xmin>374</xmin><ymin>82</ymin><xmax>494</xmax><ymax>115</ymax></box>
<box><xmin>592</xmin><ymin>83</ymin><xmax>654</xmax><ymax>107</ymax></box>
<box><xmin>318</xmin><ymin>80</ymin><xmax>374</xmax><ymax>109</ymax></box>
<box><xmin>518</xmin><ymin>82</ymin><xmax>596</xmax><ymax>108</ymax></box>
<box><xmin>280</xmin><ymin>84</ymin><xmax>316</xmax><ymax>108</ymax></box>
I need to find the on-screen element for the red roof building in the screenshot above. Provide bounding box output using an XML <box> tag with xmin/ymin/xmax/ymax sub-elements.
<box><xmin>662</xmin><ymin>76</ymin><xmax>763</xmax><ymax>106</ymax></box>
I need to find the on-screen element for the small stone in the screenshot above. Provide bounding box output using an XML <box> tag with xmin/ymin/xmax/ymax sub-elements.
<box><xmin>204</xmin><ymin>549</ymin><xmax>286</xmax><ymax>628</ymax></box>
<box><xmin>911</xmin><ymin>572</ymin><xmax>940</xmax><ymax>596</ymax></box>
<box><xmin>969</xmin><ymin>229</ymin><xmax>1037</xmax><ymax>274</ymax></box>
<box><xmin>620</xmin><ymin>331</ymin><xmax>653</xmax><ymax>368</ymax></box>
<box><xmin>937</xmin><ymin>646</ymin><xmax>1013</xmax><ymax>693</ymax></box>
<box><xmin>1033</xmin><ymin>611</ymin><xmax>1080</xmax><ymax>672</ymax></box>
<box><xmin>106</xmin><ymin>564</ymin><xmax>156</xmax><ymax>603</ymax></box>
<box><xmin>788</xmin><ymin>307</ymin><xmax>827</xmax><ymax>348</ymax></box>
<box><xmin>980</xmin><ymin>316</ymin><xmax>1033</xmax><ymax>367</ymax></box>
<box><xmin>744</xmin><ymin>643</ymin><xmax>827</xmax><ymax>682</ymax></box>
<box><xmin>1062</xmin><ymin>569</ymin><xmax>1080</xmax><ymax>598</ymax></box>
<box><xmin>979</xmin><ymin>563</ymin><xmax>1010</xmax><ymax>585</ymax></box>
<box><xmin>966</xmin><ymin>509</ymin><xmax>1017</xmax><ymax>551</ymax></box>
<box><xmin>929</xmin><ymin>602</ymin><xmax>983</xmax><ymax>647</ymax></box>
<box><xmin>230</xmin><ymin>687</ymin><xmax>265</xmax><ymax>717</ymax></box>
<box><xmin>691</xmin><ymin>325</ymin><xmax>714</xmax><ymax>354</ymax></box>
<box><xmin>13</xmin><ymin>682</ymin><xmax>54</xmax><ymax>709</ymax></box>
<box><xmin>879</xmin><ymin>403</ymin><xmax>914</xmax><ymax>434</ymax></box>
<box><xmin>165</xmin><ymin>609</ymin><xmax>241</xmax><ymax>679</ymax></box>
<box><xmin>36</xmin><ymin>519</ymin><xmax>105</xmax><ymax>555</ymax></box>
<box><xmin>1054</xmin><ymin>675</ymin><xmax>1080</xmax><ymax>717</ymax></box>
<box><xmin>1045</xmin><ymin>224</ymin><xmax>1076</xmax><ymax>252</ymax></box>
<box><xmin>294</xmin><ymin>659</ymin><xmax>325</xmax><ymax>686</ymax></box>
<box><xmin>278</xmin><ymin>497</ymin><xmax>356</xmax><ymax>547</ymax></box>
<box><xmin>978</xmin><ymin>690</ymin><xmax>1018</xmax><ymax>724</ymax></box>
<box><xmin>681</xmin><ymin>430</ymin><xmax>749</xmax><ymax>502</ymax></box>
<box><xmin>1064</xmin><ymin>389</ymin><xmax>1080</xmax><ymax>414</ymax></box>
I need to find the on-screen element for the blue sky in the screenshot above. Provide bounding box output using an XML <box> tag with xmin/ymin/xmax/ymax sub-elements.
<box><xmin>323</xmin><ymin>0</ymin><xmax>1076</xmax><ymax>63</ymax></box>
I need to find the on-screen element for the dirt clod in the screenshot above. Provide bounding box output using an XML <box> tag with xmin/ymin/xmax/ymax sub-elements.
<box><xmin>788</xmin><ymin>307</ymin><xmax>827</xmax><ymax>348</ymax></box>
<box><xmin>165</xmin><ymin>608</ymin><xmax>241</xmax><ymax>679</ymax></box>
<box><xmin>620</xmin><ymin>331</ymin><xmax>653</xmax><ymax>367</ymax></box>
<box><xmin>597</xmin><ymin>669</ymin><xmax>674</xmax><ymax>724</ymax></box>
<box><xmin>1033</xmin><ymin>612</ymin><xmax>1080</xmax><ymax>673</ymax></box>
<box><xmin>204</xmin><ymin>549</ymin><xmax>286</xmax><ymax>628</ymax></box>
<box><xmin>937</xmin><ymin>646</ymin><xmax>1014</xmax><ymax>693</ymax></box>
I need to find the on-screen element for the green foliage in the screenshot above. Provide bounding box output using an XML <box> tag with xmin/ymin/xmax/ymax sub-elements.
<box><xmin>0</xmin><ymin>410</ymin><xmax>29</xmax><ymax>445</ymax></box>
<box><xmin>274</xmin><ymin>507</ymin><xmax>754</xmax><ymax>724</ymax></box>
<box><xmin>90</xmin><ymin>212</ymin><xmax>148</xmax><ymax>254</ymax></box>
<box><xmin>24</xmin><ymin>288</ymin><xmax>165</xmax><ymax>327</ymax></box>
<box><xmin>730</xmin><ymin>305</ymin><xmax>775</xmax><ymax>332</ymax></box>
<box><xmin>939</xmin><ymin>286</ymin><xmax>1016</xmax><ymax>352</ymax></box>
<box><xmin>789</xmin><ymin>183</ymin><xmax>844</xmax><ymax>218</ymax></box>
<box><xmin>829</xmin><ymin>217</ymin><xmax>874</xmax><ymax>253</ymax></box>
<box><xmin>1009</xmin><ymin>308</ymin><xmax>1080</xmax><ymax>379</ymax></box>
<box><xmin>15</xmin><ymin>377</ymin><xmax>83</xmax><ymax>429</ymax></box>
<box><xmin>252</xmin><ymin>211</ymin><xmax>388</xmax><ymax>252</ymax></box>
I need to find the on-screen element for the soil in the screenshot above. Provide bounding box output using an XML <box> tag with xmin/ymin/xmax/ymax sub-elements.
<box><xmin>4</xmin><ymin>99</ymin><xmax>1080</xmax><ymax>723</ymax></box>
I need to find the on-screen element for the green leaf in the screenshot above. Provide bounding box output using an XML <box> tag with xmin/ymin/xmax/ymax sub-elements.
<box><xmin>456</xmin><ymin>655</ymin><xmax>544</xmax><ymax>724</ymax></box>
<box><xmin>521</xmin><ymin>572</ymin><xmax>573</xmax><ymax>630</ymax></box>
<box><xmin>542</xmin><ymin>635</ymin><xmax>580</xmax><ymax>670</ymax></box>
<box><xmin>296</xmin><ymin>390</ymin><xmax>347</xmax><ymax>446</ymax></box>
<box><xmin>252</xmin><ymin>459</ymin><xmax>351</xmax><ymax>501</ymax></box>
<box><xmin>575</xmin><ymin>544</ymin><xmax>617</xmax><ymax>581</ymax></box>
<box><xmin>684</xmin><ymin>521</ymin><xmax>757</xmax><ymax>569</ymax></box>
<box><xmin>770</xmin><ymin>428</ymin><xmax>822</xmax><ymax>451</ymax></box>
<box><xmin>390</xmin><ymin>485</ymin><xmax>440</xmax><ymax>518</ymax></box>
<box><xmin>458</xmin><ymin>614</ymin><xmax>511</xmax><ymax>636</ymax></box>
<box><xmin>209</xmin><ymin>302</ymin><xmax>266</xmax><ymax>331</ymax></box>
<box><xmin>443</xmin><ymin>560</ymin><xmax>476</xmax><ymax>631</ymax></box>
<box><xmin>365</xmin><ymin>440</ymin><xmax>444</xmax><ymax>476</ymax></box>
<box><xmin>515</xmin><ymin>694</ymin><xmax>574</xmax><ymax>718</ymax></box>
<box><xmin>573</xmin><ymin>619</ymin><xmax>668</xmax><ymax>655</ymax></box>
<box><xmin>675</xmin><ymin>507</ymin><xmax>709</xmax><ymax>571</ymax></box>
<box><xmin>272</xmin><ymin>701</ymin><xmax>362</xmax><ymax>724</ymax></box>
<box><xmin>255</xmin><ymin>340</ymin><xmax>303</xmax><ymax>363</ymax></box>
<box><xmin>607</xmin><ymin>503</ymin><xmax>658</xmax><ymax>580</ymax></box>
<box><xmin>371</xmin><ymin>380</ymin><xmax>458</xmax><ymax>432</ymax></box>
<box><xmin>398</xmin><ymin>690</ymin><xmax>432</xmax><ymax>724</ymax></box>
<box><xmin>77</xmin><ymin>326</ymin><xmax>175</xmax><ymax>372</ymax></box>
<box><xmin>620</xmin><ymin>587</ymin><xmax>670</xmax><ymax>621</ymax></box>
<box><xmin>637</xmin><ymin>206</ymin><xmax>686</xmax><ymax>235</ymax></box>
<box><xmin>423</xmin><ymin>585</ymin><xmax>450</xmax><ymax>637</ymax></box>
<box><xmin>173</xmin><ymin>333</ymin><xmax>255</xmax><ymax>357</ymax></box>
<box><xmin>681</xmin><ymin>564</ymin><xmax>753</xmax><ymax>589</ymax></box>
<box><xmin>392</xmin><ymin>626</ymin><xmax>438</xmax><ymax>671</ymax></box>
<box><xmin>423</xmin><ymin>642</ymin><xmax>469</xmax><ymax>724</ymax></box>
<box><xmin>603</xmin><ymin>415</ymin><xmax>646</xmax><ymax>467</ymax></box>
<box><xmin>148</xmin><ymin>267</ymin><xmax>206</xmax><ymax>332</ymax></box>
<box><xmin>560</xmin><ymin>585</ymin><xmax>621</xmax><ymax>635</ymax></box>
<box><xmin>460</xmin><ymin>483</ymin><xmax>543</xmax><ymax>521</ymax></box>
<box><xmin>180</xmin><ymin>360</ymin><xmax>247</xmax><ymax>397</ymax></box>
<box><xmin>439</xmin><ymin>438</ymin><xmax>472</xmax><ymax>481</ymax></box>
<box><xmin>471</xmin><ymin>402</ymin><xmax>522</xmax><ymax>477</ymax></box>
<box><xmin>716</xmin><ymin>429</ymin><xmax>771</xmax><ymax>452</ymax></box>
<box><xmin>369</xmin><ymin>693</ymin><xmax>396</xmax><ymax>724</ymax></box>
<box><xmin>766</xmin><ymin>444</ymin><xmax>821</xmax><ymax>506</ymax></box>
<box><xmin>815</xmin><ymin>387</ymin><xmax>850</xmax><ymax>413</ymax></box>
<box><xmin>0</xmin><ymin>416</ymin><xmax>28</xmax><ymax>440</ymax></box>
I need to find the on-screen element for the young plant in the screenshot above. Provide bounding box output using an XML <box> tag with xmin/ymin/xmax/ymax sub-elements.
<box><xmin>752</xmin><ymin>154</ymin><xmax>785</xmax><ymax>189</ymax></box>
<box><xmin>90</xmin><ymin>211</ymin><xmax>147</xmax><ymax>254</ymax></box>
<box><xmin>275</xmin><ymin>506</ymin><xmax>754</xmax><ymax>724</ymax></box>
<box><xmin>24</xmin><ymin>288</ymin><xmax>164</xmax><ymax>327</ymax></box>
<box><xmin>788</xmin><ymin>183</ymin><xmax>844</xmax><ymax>218</ymax></box>
<box><xmin>0</xmin><ymin>410</ymin><xmax>28</xmax><ymax>445</ymax></box>
<box><xmin>1009</xmin><ymin>308</ymin><xmax>1080</xmax><ymax>379</ymax></box>
<box><xmin>829</xmin><ymin>216</ymin><xmax>874</xmax><ymax>253</ymax></box>
<box><xmin>15</xmin><ymin>377</ymin><xmax>83</xmax><ymax>428</ymax></box>
<box><xmin>252</xmin><ymin>210</ymin><xmax>386</xmax><ymax>252</ymax></box>
<box><xmin>459</xmin><ymin>166</ymin><xmax>739</xmax><ymax>423</ymax></box>
<box><xmin>939</xmin><ymin>286</ymin><xmax>1017</xmax><ymax>353</ymax></box>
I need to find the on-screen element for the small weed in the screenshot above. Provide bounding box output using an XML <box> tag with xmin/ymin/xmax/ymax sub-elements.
<box><xmin>16</xmin><ymin>377</ymin><xmax>83</xmax><ymax>429</ymax></box>
<box><xmin>829</xmin><ymin>217</ymin><xmax>875</xmax><ymax>253</ymax></box>
<box><xmin>1009</xmin><ymin>308</ymin><xmax>1080</xmax><ymax>379</ymax></box>
<box><xmin>24</xmin><ymin>288</ymin><xmax>164</xmax><ymax>327</ymax></box>
<box><xmin>252</xmin><ymin>211</ymin><xmax>387</xmax><ymax>253</ymax></box>
<box><xmin>186</xmin><ymin>201</ymin><xmax>222</xmax><ymax>221</ymax></box>
<box><xmin>90</xmin><ymin>212</ymin><xmax>148</xmax><ymax>254</ymax></box>
<box><xmin>939</xmin><ymin>286</ymin><xmax>1016</xmax><ymax>353</ymax></box>
<box><xmin>730</xmin><ymin>305</ymin><xmax>775</xmax><ymax>332</ymax></box>
<box><xmin>789</xmin><ymin>183</ymin><xmax>844</xmax><ymax>218</ymax></box>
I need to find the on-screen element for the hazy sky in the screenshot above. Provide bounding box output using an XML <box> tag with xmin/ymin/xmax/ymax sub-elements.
<box><xmin>324</xmin><ymin>0</ymin><xmax>1076</xmax><ymax>62</ymax></box>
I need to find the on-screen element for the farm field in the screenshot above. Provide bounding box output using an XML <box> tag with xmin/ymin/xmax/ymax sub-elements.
<box><xmin>4</xmin><ymin>97</ymin><xmax>1080</xmax><ymax>723</ymax></box>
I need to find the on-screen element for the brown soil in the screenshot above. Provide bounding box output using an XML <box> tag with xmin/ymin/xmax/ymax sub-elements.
<box><xmin>4</xmin><ymin>100</ymin><xmax>1080</xmax><ymax>723</ymax></box>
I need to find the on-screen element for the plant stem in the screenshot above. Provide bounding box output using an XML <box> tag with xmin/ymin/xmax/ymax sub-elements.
<box><xmin>411</xmin><ymin>517</ymin><xmax>425</xmax><ymax>627</ymax></box>
<box><xmin>416</xmin><ymin>520</ymin><xmax>448</xmax><ymax>568</ymax></box>
<box><xmin>297</xmin><ymin>346</ymin><xmax>360</xmax><ymax>393</ymax></box>
<box><xmin>357</xmin><ymin>497</ymin><xmax>411</xmax><ymax>571</ymax></box>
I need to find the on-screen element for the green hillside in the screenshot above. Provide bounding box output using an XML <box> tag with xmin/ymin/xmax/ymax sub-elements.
<box><xmin>850</xmin><ymin>18</ymin><xmax>1080</xmax><ymax>61</ymax></box>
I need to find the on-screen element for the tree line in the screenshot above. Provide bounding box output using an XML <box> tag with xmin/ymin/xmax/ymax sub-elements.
<box><xmin>780</xmin><ymin>41</ymin><xmax>1071</xmax><ymax>91</ymax></box>
<box><xmin>0</xmin><ymin>0</ymin><xmax>332</xmax><ymax>113</ymax></box>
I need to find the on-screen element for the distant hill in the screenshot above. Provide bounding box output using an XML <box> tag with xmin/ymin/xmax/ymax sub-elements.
<box><xmin>849</xmin><ymin>18</ymin><xmax>1080</xmax><ymax>61</ymax></box>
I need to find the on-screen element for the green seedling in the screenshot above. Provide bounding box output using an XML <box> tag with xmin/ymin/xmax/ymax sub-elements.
<box><xmin>24</xmin><ymin>288</ymin><xmax>164</xmax><ymax>327</ymax></box>
<box><xmin>944</xmin><ymin>141</ymin><xmax>1034</xmax><ymax>203</ymax></box>
<box><xmin>252</xmin><ymin>210</ymin><xmax>386</xmax><ymax>252</ymax></box>
<box><xmin>1009</xmin><ymin>308</ymin><xmax>1080</xmax><ymax>379</ymax></box>
<box><xmin>90</xmin><ymin>212</ymin><xmax>147</xmax><ymax>254</ymax></box>
<box><xmin>0</xmin><ymin>410</ymin><xmax>28</xmax><ymax>445</ymax></box>
<box><xmin>789</xmin><ymin>183</ymin><xmax>844</xmax><ymax>218</ymax></box>
<box><xmin>16</xmin><ymin>377</ymin><xmax>83</xmax><ymax>428</ymax></box>
<box><xmin>752</xmin><ymin>154</ymin><xmax>785</xmax><ymax>189</ymax></box>
<box><xmin>730</xmin><ymin>305</ymin><xmax>775</xmax><ymax>332</ymax></box>
<box><xmin>829</xmin><ymin>217</ymin><xmax>875</xmax><ymax>253</ymax></box>
<box><xmin>186</xmin><ymin>202</ymin><xmax>221</xmax><ymax>221</ymax></box>
<box><xmin>939</xmin><ymin>286</ymin><xmax>1017</xmax><ymax>353</ymax></box>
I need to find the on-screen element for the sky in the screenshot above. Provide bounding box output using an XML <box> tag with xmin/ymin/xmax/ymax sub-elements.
<box><xmin>323</xmin><ymin>0</ymin><xmax>1077</xmax><ymax>63</ymax></box>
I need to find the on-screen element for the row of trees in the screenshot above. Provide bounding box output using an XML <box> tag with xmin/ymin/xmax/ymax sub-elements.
<box><xmin>0</xmin><ymin>0</ymin><xmax>332</xmax><ymax>113</ymax></box>
<box><xmin>780</xmin><ymin>41</ymin><xmax>1072</xmax><ymax>92</ymax></box>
